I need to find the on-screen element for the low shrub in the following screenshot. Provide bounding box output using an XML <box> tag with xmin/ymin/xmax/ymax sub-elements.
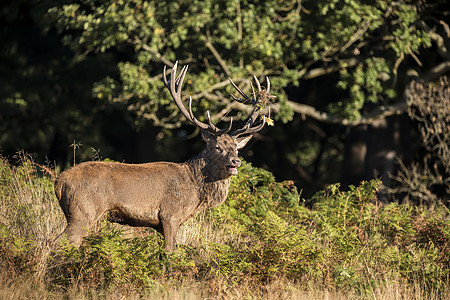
<box><xmin>0</xmin><ymin>157</ymin><xmax>448</xmax><ymax>298</ymax></box>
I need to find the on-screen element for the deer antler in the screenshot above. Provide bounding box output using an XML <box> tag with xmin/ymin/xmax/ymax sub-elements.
<box><xmin>229</xmin><ymin>75</ymin><xmax>274</xmax><ymax>137</ymax></box>
<box><xmin>163</xmin><ymin>62</ymin><xmax>232</xmax><ymax>135</ymax></box>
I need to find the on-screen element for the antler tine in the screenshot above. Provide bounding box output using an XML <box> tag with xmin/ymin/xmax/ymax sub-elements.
<box><xmin>175</xmin><ymin>65</ymin><xmax>189</xmax><ymax>90</ymax></box>
<box><xmin>206</xmin><ymin>111</ymin><xmax>219</xmax><ymax>132</ymax></box>
<box><xmin>207</xmin><ymin>111</ymin><xmax>233</xmax><ymax>135</ymax></box>
<box><xmin>229</xmin><ymin>93</ymin><xmax>246</xmax><ymax>103</ymax></box>
<box><xmin>228</xmin><ymin>77</ymin><xmax>252</xmax><ymax>102</ymax></box>
<box><xmin>163</xmin><ymin>62</ymin><xmax>210</xmax><ymax>132</ymax></box>
<box><xmin>229</xmin><ymin>74</ymin><xmax>274</xmax><ymax>138</ymax></box>
<box><xmin>231</xmin><ymin>103</ymin><xmax>262</xmax><ymax>137</ymax></box>
<box><xmin>187</xmin><ymin>96</ymin><xmax>213</xmax><ymax>131</ymax></box>
<box><xmin>232</xmin><ymin>115</ymin><xmax>266</xmax><ymax>137</ymax></box>
<box><xmin>253</xmin><ymin>75</ymin><xmax>262</xmax><ymax>92</ymax></box>
<box><xmin>250</xmin><ymin>82</ymin><xmax>257</xmax><ymax>105</ymax></box>
<box><xmin>185</xmin><ymin>96</ymin><xmax>231</xmax><ymax>135</ymax></box>
<box><xmin>162</xmin><ymin>64</ymin><xmax>170</xmax><ymax>87</ymax></box>
<box><xmin>222</xmin><ymin>117</ymin><xmax>233</xmax><ymax>134</ymax></box>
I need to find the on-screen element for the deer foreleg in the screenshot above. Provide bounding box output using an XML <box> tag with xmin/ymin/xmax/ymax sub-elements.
<box><xmin>161</xmin><ymin>219</ymin><xmax>179</xmax><ymax>252</ymax></box>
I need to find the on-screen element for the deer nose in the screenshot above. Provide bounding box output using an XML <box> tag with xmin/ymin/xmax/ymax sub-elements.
<box><xmin>232</xmin><ymin>158</ymin><xmax>241</xmax><ymax>167</ymax></box>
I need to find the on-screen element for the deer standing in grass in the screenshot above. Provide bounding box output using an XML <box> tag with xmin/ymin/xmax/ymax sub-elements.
<box><xmin>55</xmin><ymin>62</ymin><xmax>273</xmax><ymax>252</ymax></box>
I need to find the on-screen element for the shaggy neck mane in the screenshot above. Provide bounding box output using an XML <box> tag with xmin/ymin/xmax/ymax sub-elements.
<box><xmin>186</xmin><ymin>152</ymin><xmax>231</xmax><ymax>209</ymax></box>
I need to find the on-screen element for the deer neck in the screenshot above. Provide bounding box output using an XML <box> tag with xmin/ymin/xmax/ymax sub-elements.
<box><xmin>186</xmin><ymin>154</ymin><xmax>232</xmax><ymax>209</ymax></box>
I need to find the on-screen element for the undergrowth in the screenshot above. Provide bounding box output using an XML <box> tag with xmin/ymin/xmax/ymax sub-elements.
<box><xmin>0</xmin><ymin>155</ymin><xmax>449</xmax><ymax>299</ymax></box>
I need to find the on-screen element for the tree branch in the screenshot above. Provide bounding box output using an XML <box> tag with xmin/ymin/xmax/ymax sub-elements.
<box><xmin>188</xmin><ymin>78</ymin><xmax>245</xmax><ymax>100</ymax></box>
<box><xmin>339</xmin><ymin>21</ymin><xmax>371</xmax><ymax>53</ymax></box>
<box><xmin>421</xmin><ymin>61</ymin><xmax>450</xmax><ymax>82</ymax></box>
<box><xmin>416</xmin><ymin>20</ymin><xmax>450</xmax><ymax>60</ymax></box>
<box><xmin>132</xmin><ymin>36</ymin><xmax>174</xmax><ymax>67</ymax></box>
<box><xmin>204</xmin><ymin>38</ymin><xmax>232</xmax><ymax>77</ymax></box>
<box><xmin>269</xmin><ymin>100</ymin><xmax>408</xmax><ymax>126</ymax></box>
<box><xmin>301</xmin><ymin>57</ymin><xmax>362</xmax><ymax>79</ymax></box>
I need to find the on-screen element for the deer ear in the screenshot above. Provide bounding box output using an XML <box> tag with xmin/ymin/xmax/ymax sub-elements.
<box><xmin>200</xmin><ymin>129</ymin><xmax>215</xmax><ymax>142</ymax></box>
<box><xmin>236</xmin><ymin>135</ymin><xmax>252</xmax><ymax>149</ymax></box>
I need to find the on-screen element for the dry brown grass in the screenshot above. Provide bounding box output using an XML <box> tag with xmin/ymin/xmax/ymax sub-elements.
<box><xmin>0</xmin><ymin>155</ymin><xmax>66</xmax><ymax>243</ymax></box>
<box><xmin>1</xmin><ymin>270</ymin><xmax>446</xmax><ymax>300</ymax></box>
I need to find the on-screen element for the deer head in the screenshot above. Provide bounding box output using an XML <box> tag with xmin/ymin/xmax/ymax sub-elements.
<box><xmin>163</xmin><ymin>62</ymin><xmax>273</xmax><ymax>178</ymax></box>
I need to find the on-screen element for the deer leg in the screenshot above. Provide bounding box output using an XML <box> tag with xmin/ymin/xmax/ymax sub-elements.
<box><xmin>58</xmin><ymin>206</ymin><xmax>105</xmax><ymax>246</ymax></box>
<box><xmin>60</xmin><ymin>222</ymin><xmax>86</xmax><ymax>246</ymax></box>
<box><xmin>161</xmin><ymin>219</ymin><xmax>179</xmax><ymax>252</ymax></box>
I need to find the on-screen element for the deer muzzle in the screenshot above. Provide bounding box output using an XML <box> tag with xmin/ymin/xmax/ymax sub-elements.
<box><xmin>226</xmin><ymin>159</ymin><xmax>241</xmax><ymax>175</ymax></box>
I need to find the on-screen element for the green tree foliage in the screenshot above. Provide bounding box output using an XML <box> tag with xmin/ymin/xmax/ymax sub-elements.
<box><xmin>0</xmin><ymin>1</ymin><xmax>120</xmax><ymax>164</ymax></box>
<box><xmin>44</xmin><ymin>0</ymin><xmax>441</xmax><ymax>125</ymax></box>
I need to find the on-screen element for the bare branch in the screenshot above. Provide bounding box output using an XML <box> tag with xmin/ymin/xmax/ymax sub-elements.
<box><xmin>204</xmin><ymin>38</ymin><xmax>232</xmax><ymax>77</ymax></box>
<box><xmin>133</xmin><ymin>36</ymin><xmax>174</xmax><ymax>67</ymax></box>
<box><xmin>339</xmin><ymin>21</ymin><xmax>371</xmax><ymax>53</ymax></box>
<box><xmin>236</xmin><ymin>0</ymin><xmax>244</xmax><ymax>69</ymax></box>
<box><xmin>421</xmin><ymin>61</ymin><xmax>450</xmax><ymax>82</ymax></box>
<box><xmin>189</xmin><ymin>78</ymin><xmax>243</xmax><ymax>100</ymax></box>
<box><xmin>416</xmin><ymin>20</ymin><xmax>450</xmax><ymax>60</ymax></box>
<box><xmin>301</xmin><ymin>57</ymin><xmax>362</xmax><ymax>79</ymax></box>
<box><xmin>269</xmin><ymin>100</ymin><xmax>408</xmax><ymax>127</ymax></box>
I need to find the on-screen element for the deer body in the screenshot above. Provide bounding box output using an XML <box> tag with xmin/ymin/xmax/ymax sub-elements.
<box><xmin>55</xmin><ymin>62</ymin><xmax>273</xmax><ymax>251</ymax></box>
<box><xmin>56</xmin><ymin>160</ymin><xmax>230</xmax><ymax>251</ymax></box>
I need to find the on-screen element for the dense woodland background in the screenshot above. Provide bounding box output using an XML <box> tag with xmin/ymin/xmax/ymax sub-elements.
<box><xmin>1</xmin><ymin>1</ymin><xmax>449</xmax><ymax>298</ymax></box>
<box><xmin>1</xmin><ymin>0</ymin><xmax>449</xmax><ymax>203</ymax></box>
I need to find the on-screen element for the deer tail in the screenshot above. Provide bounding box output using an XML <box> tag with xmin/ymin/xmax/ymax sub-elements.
<box><xmin>54</xmin><ymin>177</ymin><xmax>64</xmax><ymax>201</ymax></box>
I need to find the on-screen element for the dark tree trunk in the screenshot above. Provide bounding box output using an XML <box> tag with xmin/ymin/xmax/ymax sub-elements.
<box><xmin>48</xmin><ymin>130</ymin><xmax>68</xmax><ymax>167</ymax></box>
<box><xmin>342</xmin><ymin>115</ymin><xmax>411</xmax><ymax>201</ymax></box>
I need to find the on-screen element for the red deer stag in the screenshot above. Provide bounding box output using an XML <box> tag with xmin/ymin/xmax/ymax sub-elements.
<box><xmin>55</xmin><ymin>62</ymin><xmax>273</xmax><ymax>252</ymax></box>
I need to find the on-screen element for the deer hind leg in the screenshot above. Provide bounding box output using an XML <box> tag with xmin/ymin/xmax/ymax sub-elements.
<box><xmin>58</xmin><ymin>205</ymin><xmax>106</xmax><ymax>246</ymax></box>
<box><xmin>60</xmin><ymin>222</ymin><xmax>87</xmax><ymax>246</ymax></box>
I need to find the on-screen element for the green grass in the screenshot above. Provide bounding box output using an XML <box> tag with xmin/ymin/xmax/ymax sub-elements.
<box><xmin>0</xmin><ymin>155</ymin><xmax>449</xmax><ymax>299</ymax></box>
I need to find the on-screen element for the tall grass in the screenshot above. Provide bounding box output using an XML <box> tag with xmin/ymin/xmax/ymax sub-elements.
<box><xmin>0</xmin><ymin>154</ymin><xmax>66</xmax><ymax>282</ymax></box>
<box><xmin>0</xmin><ymin>155</ymin><xmax>449</xmax><ymax>299</ymax></box>
<box><xmin>0</xmin><ymin>155</ymin><xmax>65</xmax><ymax>242</ymax></box>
